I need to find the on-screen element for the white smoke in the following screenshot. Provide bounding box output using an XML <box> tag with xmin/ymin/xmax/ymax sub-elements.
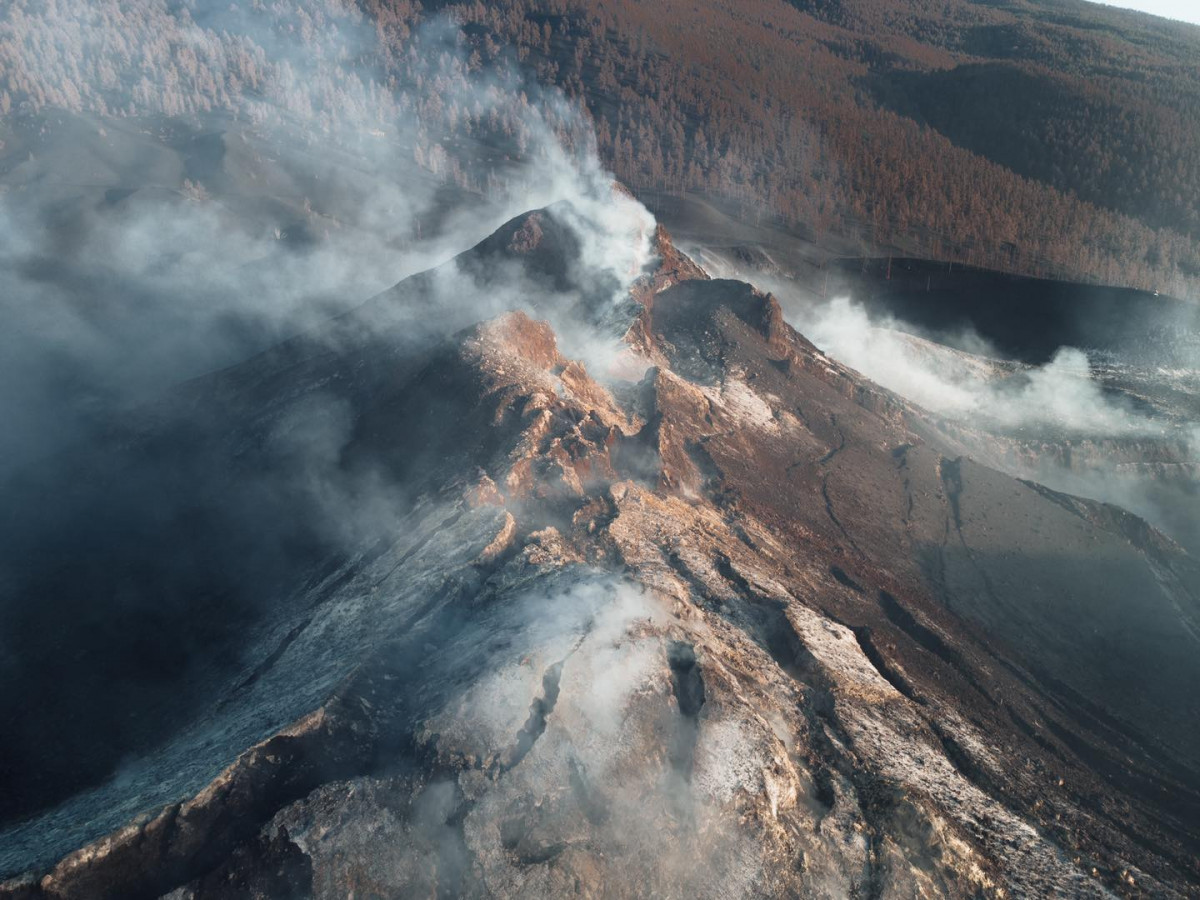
<box><xmin>799</xmin><ymin>296</ymin><xmax>1165</xmax><ymax>437</ymax></box>
<box><xmin>691</xmin><ymin>249</ymin><xmax>1200</xmax><ymax>551</ymax></box>
<box><xmin>0</xmin><ymin>5</ymin><xmax>665</xmax><ymax>881</ymax></box>
<box><xmin>0</xmin><ymin>9</ymin><xmax>657</xmax><ymax>476</ymax></box>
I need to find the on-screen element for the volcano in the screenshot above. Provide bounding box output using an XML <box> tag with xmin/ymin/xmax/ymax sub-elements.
<box><xmin>2</xmin><ymin>197</ymin><xmax>1199</xmax><ymax>900</ymax></box>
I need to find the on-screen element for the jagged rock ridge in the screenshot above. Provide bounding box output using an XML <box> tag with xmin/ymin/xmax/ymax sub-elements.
<box><xmin>2</xmin><ymin>203</ymin><xmax>1199</xmax><ymax>899</ymax></box>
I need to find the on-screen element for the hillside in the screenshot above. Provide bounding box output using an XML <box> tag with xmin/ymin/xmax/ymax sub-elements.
<box><xmin>3</xmin><ymin>203</ymin><xmax>1199</xmax><ymax>899</ymax></box>
<box><xmin>1</xmin><ymin>0</ymin><xmax>1199</xmax><ymax>294</ymax></box>
<box><xmin>2</xmin><ymin>3</ymin><xmax>1200</xmax><ymax>897</ymax></box>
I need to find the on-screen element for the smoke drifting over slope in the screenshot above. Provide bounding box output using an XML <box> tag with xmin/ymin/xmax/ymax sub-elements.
<box><xmin>691</xmin><ymin>245</ymin><xmax>1200</xmax><ymax>553</ymax></box>
<box><xmin>6</xmin><ymin>213</ymin><xmax>1198</xmax><ymax>896</ymax></box>
<box><xmin>3</xmin><ymin>5</ymin><xmax>1200</xmax><ymax>898</ymax></box>
<box><xmin>0</xmin><ymin>4</ymin><xmax>657</xmax><ymax>843</ymax></box>
<box><xmin>798</xmin><ymin>297</ymin><xmax>1164</xmax><ymax>437</ymax></box>
<box><xmin>0</xmin><ymin>6</ymin><xmax>651</xmax><ymax>474</ymax></box>
<box><xmin>794</xmin><ymin>295</ymin><xmax>1199</xmax><ymax>526</ymax></box>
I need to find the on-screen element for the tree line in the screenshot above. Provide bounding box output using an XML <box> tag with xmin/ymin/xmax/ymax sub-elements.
<box><xmin>1</xmin><ymin>0</ymin><xmax>1197</xmax><ymax>297</ymax></box>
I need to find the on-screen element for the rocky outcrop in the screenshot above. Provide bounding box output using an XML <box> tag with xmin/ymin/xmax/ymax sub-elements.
<box><xmin>3</xmin><ymin>211</ymin><xmax>1199</xmax><ymax>899</ymax></box>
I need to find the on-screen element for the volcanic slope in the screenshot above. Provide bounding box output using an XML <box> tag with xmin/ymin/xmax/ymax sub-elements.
<box><xmin>3</xmin><ymin>203</ymin><xmax>1199</xmax><ymax>899</ymax></box>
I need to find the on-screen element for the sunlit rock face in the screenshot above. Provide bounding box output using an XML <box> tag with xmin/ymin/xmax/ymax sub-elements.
<box><xmin>3</xmin><ymin>208</ymin><xmax>1199</xmax><ymax>900</ymax></box>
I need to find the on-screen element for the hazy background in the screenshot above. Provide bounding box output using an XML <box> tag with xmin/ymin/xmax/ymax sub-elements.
<box><xmin>1090</xmin><ymin>1</ymin><xmax>1200</xmax><ymax>26</ymax></box>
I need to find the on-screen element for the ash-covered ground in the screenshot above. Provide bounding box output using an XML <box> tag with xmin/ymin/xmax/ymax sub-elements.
<box><xmin>2</xmin><ymin>194</ymin><xmax>1199</xmax><ymax>899</ymax></box>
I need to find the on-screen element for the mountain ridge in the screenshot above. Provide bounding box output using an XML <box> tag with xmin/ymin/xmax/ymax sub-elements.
<box><xmin>3</xmin><ymin>204</ymin><xmax>1199</xmax><ymax>898</ymax></box>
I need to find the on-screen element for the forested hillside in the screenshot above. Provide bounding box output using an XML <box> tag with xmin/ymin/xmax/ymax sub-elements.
<box><xmin>2</xmin><ymin>0</ymin><xmax>1198</xmax><ymax>295</ymax></box>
